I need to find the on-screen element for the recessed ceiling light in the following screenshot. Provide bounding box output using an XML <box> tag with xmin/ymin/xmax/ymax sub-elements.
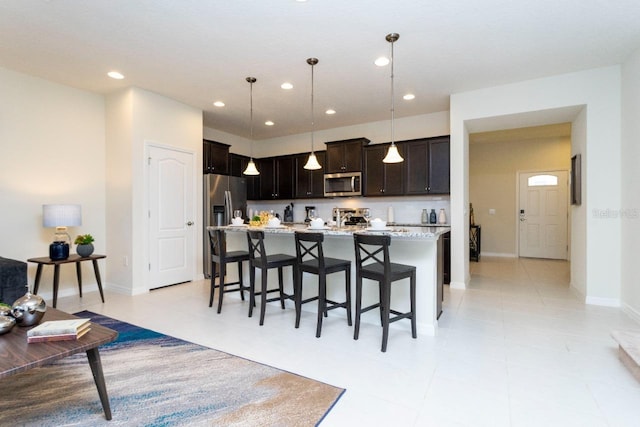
<box><xmin>265</xmin><ymin>121</ymin><xmax>274</xmax><ymax>126</ymax></box>
<box><xmin>374</xmin><ymin>57</ymin><xmax>389</xmax><ymax>67</ymax></box>
<box><xmin>281</xmin><ymin>82</ymin><xmax>293</xmax><ymax>90</ymax></box>
<box><xmin>107</xmin><ymin>71</ymin><xmax>124</xmax><ymax>79</ymax></box>
<box><xmin>213</xmin><ymin>101</ymin><xmax>225</xmax><ymax>107</ymax></box>
<box><xmin>403</xmin><ymin>94</ymin><xmax>415</xmax><ymax>100</ymax></box>
<box><xmin>325</xmin><ymin>109</ymin><xmax>336</xmax><ymax>115</ymax></box>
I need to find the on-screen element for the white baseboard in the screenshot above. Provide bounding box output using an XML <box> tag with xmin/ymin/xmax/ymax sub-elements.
<box><xmin>481</xmin><ymin>252</ymin><xmax>517</xmax><ymax>258</ymax></box>
<box><xmin>622</xmin><ymin>303</ymin><xmax>640</xmax><ymax>325</ymax></box>
<box><xmin>449</xmin><ymin>281</ymin><xmax>466</xmax><ymax>290</ymax></box>
<box><xmin>585</xmin><ymin>296</ymin><xmax>621</xmax><ymax>307</ymax></box>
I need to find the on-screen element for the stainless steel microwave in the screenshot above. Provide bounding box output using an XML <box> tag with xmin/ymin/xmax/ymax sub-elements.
<box><xmin>324</xmin><ymin>172</ymin><xmax>362</xmax><ymax>197</ymax></box>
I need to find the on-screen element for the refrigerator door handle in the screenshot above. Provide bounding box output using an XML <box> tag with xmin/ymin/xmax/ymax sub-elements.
<box><xmin>224</xmin><ymin>190</ymin><xmax>232</xmax><ymax>225</ymax></box>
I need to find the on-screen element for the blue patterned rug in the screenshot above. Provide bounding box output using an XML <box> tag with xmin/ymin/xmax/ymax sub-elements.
<box><xmin>0</xmin><ymin>311</ymin><xmax>344</xmax><ymax>426</ymax></box>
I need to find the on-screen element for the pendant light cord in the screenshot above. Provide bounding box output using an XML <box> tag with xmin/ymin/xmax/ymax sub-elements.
<box><xmin>390</xmin><ymin>37</ymin><xmax>395</xmax><ymax>146</ymax></box>
<box><xmin>311</xmin><ymin>61</ymin><xmax>315</xmax><ymax>153</ymax></box>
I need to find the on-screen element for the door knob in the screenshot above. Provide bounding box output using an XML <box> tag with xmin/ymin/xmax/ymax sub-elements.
<box><xmin>186</xmin><ymin>221</ymin><xmax>194</xmax><ymax>226</ymax></box>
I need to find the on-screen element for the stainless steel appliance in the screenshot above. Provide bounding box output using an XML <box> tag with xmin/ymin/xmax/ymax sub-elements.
<box><xmin>332</xmin><ymin>207</ymin><xmax>369</xmax><ymax>226</ymax></box>
<box><xmin>324</xmin><ymin>172</ymin><xmax>362</xmax><ymax>197</ymax></box>
<box><xmin>203</xmin><ymin>174</ymin><xmax>247</xmax><ymax>278</ymax></box>
<box><xmin>304</xmin><ymin>206</ymin><xmax>316</xmax><ymax>223</ymax></box>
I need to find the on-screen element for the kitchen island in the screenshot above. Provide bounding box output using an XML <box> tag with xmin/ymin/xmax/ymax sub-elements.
<box><xmin>209</xmin><ymin>224</ymin><xmax>450</xmax><ymax>336</ymax></box>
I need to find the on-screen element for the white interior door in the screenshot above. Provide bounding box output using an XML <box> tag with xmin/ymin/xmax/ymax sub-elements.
<box><xmin>518</xmin><ymin>170</ymin><xmax>568</xmax><ymax>259</ymax></box>
<box><xmin>148</xmin><ymin>145</ymin><xmax>195</xmax><ymax>289</ymax></box>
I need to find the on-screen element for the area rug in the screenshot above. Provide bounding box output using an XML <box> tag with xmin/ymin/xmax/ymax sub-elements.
<box><xmin>0</xmin><ymin>311</ymin><xmax>344</xmax><ymax>426</ymax></box>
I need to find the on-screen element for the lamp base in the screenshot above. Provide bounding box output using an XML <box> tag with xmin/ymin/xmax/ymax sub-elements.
<box><xmin>49</xmin><ymin>241</ymin><xmax>69</xmax><ymax>260</ymax></box>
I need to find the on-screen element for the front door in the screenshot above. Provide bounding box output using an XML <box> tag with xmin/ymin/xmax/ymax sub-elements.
<box><xmin>518</xmin><ymin>170</ymin><xmax>568</xmax><ymax>259</ymax></box>
<box><xmin>148</xmin><ymin>145</ymin><xmax>195</xmax><ymax>289</ymax></box>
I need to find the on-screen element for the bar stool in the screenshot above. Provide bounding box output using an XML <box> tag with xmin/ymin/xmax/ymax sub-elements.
<box><xmin>294</xmin><ymin>231</ymin><xmax>352</xmax><ymax>338</ymax></box>
<box><xmin>246</xmin><ymin>230</ymin><xmax>297</xmax><ymax>326</ymax></box>
<box><xmin>353</xmin><ymin>233</ymin><xmax>417</xmax><ymax>352</ymax></box>
<box><xmin>208</xmin><ymin>228</ymin><xmax>250</xmax><ymax>314</ymax></box>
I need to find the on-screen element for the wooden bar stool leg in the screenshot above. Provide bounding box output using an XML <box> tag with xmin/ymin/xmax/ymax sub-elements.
<box><xmin>316</xmin><ymin>274</ymin><xmax>326</xmax><ymax>338</ymax></box>
<box><xmin>381</xmin><ymin>280</ymin><xmax>391</xmax><ymax>352</ymax></box>
<box><xmin>278</xmin><ymin>267</ymin><xmax>286</xmax><ymax>309</ymax></box>
<box><xmin>217</xmin><ymin>263</ymin><xmax>226</xmax><ymax>314</ymax></box>
<box><xmin>295</xmin><ymin>269</ymin><xmax>302</xmax><ymax>328</ymax></box>
<box><xmin>259</xmin><ymin>267</ymin><xmax>268</xmax><ymax>325</ymax></box>
<box><xmin>410</xmin><ymin>273</ymin><xmax>417</xmax><ymax>338</ymax></box>
<box><xmin>238</xmin><ymin>261</ymin><xmax>245</xmax><ymax>301</ymax></box>
<box><xmin>248</xmin><ymin>266</ymin><xmax>256</xmax><ymax>318</ymax></box>
<box><xmin>354</xmin><ymin>275</ymin><xmax>362</xmax><ymax>340</ymax></box>
<box><xmin>345</xmin><ymin>267</ymin><xmax>352</xmax><ymax>326</ymax></box>
<box><xmin>209</xmin><ymin>261</ymin><xmax>217</xmax><ymax>307</ymax></box>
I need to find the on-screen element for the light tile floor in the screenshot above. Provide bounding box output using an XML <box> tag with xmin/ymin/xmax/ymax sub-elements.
<box><xmin>56</xmin><ymin>257</ymin><xmax>640</xmax><ymax>426</ymax></box>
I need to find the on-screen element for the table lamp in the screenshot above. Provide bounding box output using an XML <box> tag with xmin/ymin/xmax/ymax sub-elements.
<box><xmin>43</xmin><ymin>204</ymin><xmax>82</xmax><ymax>260</ymax></box>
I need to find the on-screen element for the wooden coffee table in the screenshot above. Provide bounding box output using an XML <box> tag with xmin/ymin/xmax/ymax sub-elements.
<box><xmin>0</xmin><ymin>308</ymin><xmax>118</xmax><ymax>420</ymax></box>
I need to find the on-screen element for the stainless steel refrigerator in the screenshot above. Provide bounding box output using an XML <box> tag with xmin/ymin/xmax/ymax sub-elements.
<box><xmin>203</xmin><ymin>174</ymin><xmax>247</xmax><ymax>278</ymax></box>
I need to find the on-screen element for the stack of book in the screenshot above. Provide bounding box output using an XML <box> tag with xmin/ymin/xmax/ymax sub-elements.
<box><xmin>27</xmin><ymin>318</ymin><xmax>91</xmax><ymax>343</ymax></box>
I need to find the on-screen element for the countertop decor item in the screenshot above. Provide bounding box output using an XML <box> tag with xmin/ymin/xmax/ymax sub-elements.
<box><xmin>0</xmin><ymin>314</ymin><xmax>15</xmax><ymax>335</ymax></box>
<box><xmin>421</xmin><ymin>209</ymin><xmax>428</xmax><ymax>224</ymax></box>
<box><xmin>74</xmin><ymin>234</ymin><xmax>95</xmax><ymax>257</ymax></box>
<box><xmin>429</xmin><ymin>209</ymin><xmax>437</xmax><ymax>224</ymax></box>
<box><xmin>11</xmin><ymin>291</ymin><xmax>46</xmax><ymax>326</ymax></box>
<box><xmin>438</xmin><ymin>208</ymin><xmax>447</xmax><ymax>224</ymax></box>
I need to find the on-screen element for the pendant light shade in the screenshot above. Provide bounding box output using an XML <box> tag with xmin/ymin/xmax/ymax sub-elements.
<box><xmin>303</xmin><ymin>57</ymin><xmax>322</xmax><ymax>170</ymax></box>
<box><xmin>383</xmin><ymin>33</ymin><xmax>404</xmax><ymax>164</ymax></box>
<box><xmin>243</xmin><ymin>76</ymin><xmax>260</xmax><ymax>176</ymax></box>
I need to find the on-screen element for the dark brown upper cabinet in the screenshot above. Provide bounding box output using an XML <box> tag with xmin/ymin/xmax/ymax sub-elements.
<box><xmin>363</xmin><ymin>144</ymin><xmax>405</xmax><ymax>196</ymax></box>
<box><xmin>404</xmin><ymin>136</ymin><xmax>450</xmax><ymax>195</ymax></box>
<box><xmin>294</xmin><ymin>151</ymin><xmax>326</xmax><ymax>198</ymax></box>
<box><xmin>257</xmin><ymin>155</ymin><xmax>295</xmax><ymax>200</ymax></box>
<box><xmin>325</xmin><ymin>137</ymin><xmax>369</xmax><ymax>173</ymax></box>
<box><xmin>203</xmin><ymin>139</ymin><xmax>230</xmax><ymax>175</ymax></box>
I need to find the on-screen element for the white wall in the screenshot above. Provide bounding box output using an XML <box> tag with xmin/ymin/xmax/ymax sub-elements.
<box><xmin>451</xmin><ymin>66</ymin><xmax>622</xmax><ymax>304</ymax></box>
<box><xmin>106</xmin><ymin>87</ymin><xmax>203</xmax><ymax>294</ymax></box>
<box><xmin>0</xmin><ymin>66</ymin><xmax>106</xmax><ymax>300</ymax></box>
<box><xmin>621</xmin><ymin>47</ymin><xmax>640</xmax><ymax>321</ymax></box>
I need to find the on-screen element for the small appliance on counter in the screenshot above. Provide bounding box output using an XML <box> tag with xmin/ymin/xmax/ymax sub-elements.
<box><xmin>304</xmin><ymin>206</ymin><xmax>316</xmax><ymax>223</ymax></box>
<box><xmin>284</xmin><ymin>203</ymin><xmax>294</xmax><ymax>223</ymax></box>
<box><xmin>332</xmin><ymin>207</ymin><xmax>369</xmax><ymax>226</ymax></box>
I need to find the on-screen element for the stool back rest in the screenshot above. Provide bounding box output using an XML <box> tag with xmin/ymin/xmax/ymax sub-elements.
<box><xmin>208</xmin><ymin>228</ymin><xmax>226</xmax><ymax>259</ymax></box>
<box><xmin>353</xmin><ymin>233</ymin><xmax>392</xmax><ymax>273</ymax></box>
<box><xmin>294</xmin><ymin>232</ymin><xmax>325</xmax><ymax>268</ymax></box>
<box><xmin>246</xmin><ymin>230</ymin><xmax>267</xmax><ymax>267</ymax></box>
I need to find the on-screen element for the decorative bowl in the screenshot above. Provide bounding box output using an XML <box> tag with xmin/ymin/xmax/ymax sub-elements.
<box><xmin>0</xmin><ymin>315</ymin><xmax>16</xmax><ymax>335</ymax></box>
<box><xmin>11</xmin><ymin>292</ymin><xmax>47</xmax><ymax>326</ymax></box>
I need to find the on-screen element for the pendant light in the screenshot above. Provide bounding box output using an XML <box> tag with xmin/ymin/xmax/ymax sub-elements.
<box><xmin>243</xmin><ymin>76</ymin><xmax>260</xmax><ymax>175</ymax></box>
<box><xmin>303</xmin><ymin>57</ymin><xmax>322</xmax><ymax>170</ymax></box>
<box><xmin>383</xmin><ymin>33</ymin><xmax>404</xmax><ymax>164</ymax></box>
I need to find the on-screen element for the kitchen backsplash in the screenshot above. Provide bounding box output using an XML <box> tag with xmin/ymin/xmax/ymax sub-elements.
<box><xmin>248</xmin><ymin>195</ymin><xmax>451</xmax><ymax>225</ymax></box>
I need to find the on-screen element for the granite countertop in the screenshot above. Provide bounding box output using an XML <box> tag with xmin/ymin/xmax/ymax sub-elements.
<box><xmin>210</xmin><ymin>224</ymin><xmax>450</xmax><ymax>240</ymax></box>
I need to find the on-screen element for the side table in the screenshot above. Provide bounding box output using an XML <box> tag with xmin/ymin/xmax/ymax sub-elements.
<box><xmin>27</xmin><ymin>254</ymin><xmax>106</xmax><ymax>308</ymax></box>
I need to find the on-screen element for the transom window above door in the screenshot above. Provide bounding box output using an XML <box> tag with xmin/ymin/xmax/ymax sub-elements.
<box><xmin>528</xmin><ymin>174</ymin><xmax>558</xmax><ymax>186</ymax></box>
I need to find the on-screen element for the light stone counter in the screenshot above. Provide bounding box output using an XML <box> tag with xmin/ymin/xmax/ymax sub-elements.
<box><xmin>208</xmin><ymin>223</ymin><xmax>449</xmax><ymax>336</ymax></box>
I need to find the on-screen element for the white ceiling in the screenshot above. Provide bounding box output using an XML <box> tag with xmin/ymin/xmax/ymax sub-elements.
<box><xmin>1</xmin><ymin>0</ymin><xmax>639</xmax><ymax>140</ymax></box>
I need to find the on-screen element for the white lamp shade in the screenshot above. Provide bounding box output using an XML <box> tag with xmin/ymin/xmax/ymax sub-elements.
<box><xmin>303</xmin><ymin>153</ymin><xmax>322</xmax><ymax>170</ymax></box>
<box><xmin>43</xmin><ymin>204</ymin><xmax>82</xmax><ymax>227</ymax></box>
<box><xmin>383</xmin><ymin>144</ymin><xmax>404</xmax><ymax>163</ymax></box>
<box><xmin>243</xmin><ymin>159</ymin><xmax>260</xmax><ymax>175</ymax></box>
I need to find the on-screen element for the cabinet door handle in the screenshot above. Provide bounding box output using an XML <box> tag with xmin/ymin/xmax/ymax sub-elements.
<box><xmin>186</xmin><ymin>221</ymin><xmax>194</xmax><ymax>226</ymax></box>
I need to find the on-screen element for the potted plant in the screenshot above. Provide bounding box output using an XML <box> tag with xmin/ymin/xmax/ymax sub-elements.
<box><xmin>74</xmin><ymin>234</ymin><xmax>95</xmax><ymax>257</ymax></box>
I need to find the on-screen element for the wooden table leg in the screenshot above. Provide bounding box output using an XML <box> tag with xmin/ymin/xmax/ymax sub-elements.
<box><xmin>86</xmin><ymin>347</ymin><xmax>112</xmax><ymax>420</ymax></box>
<box><xmin>33</xmin><ymin>264</ymin><xmax>43</xmax><ymax>294</ymax></box>
<box><xmin>76</xmin><ymin>262</ymin><xmax>83</xmax><ymax>298</ymax></box>
<box><xmin>92</xmin><ymin>259</ymin><xmax>105</xmax><ymax>303</ymax></box>
<box><xmin>52</xmin><ymin>265</ymin><xmax>60</xmax><ymax>308</ymax></box>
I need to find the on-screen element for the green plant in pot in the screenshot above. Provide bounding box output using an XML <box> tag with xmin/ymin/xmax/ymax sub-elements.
<box><xmin>74</xmin><ymin>234</ymin><xmax>95</xmax><ymax>257</ymax></box>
